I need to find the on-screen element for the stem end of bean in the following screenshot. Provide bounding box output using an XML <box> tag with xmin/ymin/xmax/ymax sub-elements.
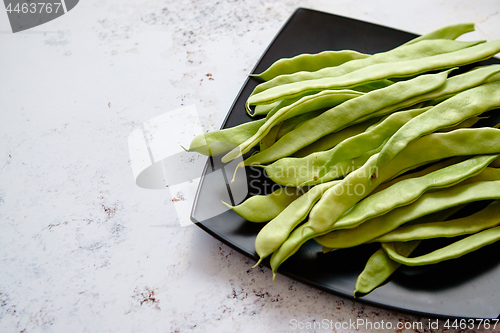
<box><xmin>221</xmin><ymin>200</ymin><xmax>232</xmax><ymax>209</ymax></box>
<box><xmin>231</xmin><ymin>161</ymin><xmax>245</xmax><ymax>183</ymax></box>
<box><xmin>252</xmin><ymin>258</ymin><xmax>262</xmax><ymax>268</ymax></box>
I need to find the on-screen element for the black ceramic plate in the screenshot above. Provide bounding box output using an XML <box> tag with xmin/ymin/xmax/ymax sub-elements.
<box><xmin>191</xmin><ymin>8</ymin><xmax>500</xmax><ymax>319</ymax></box>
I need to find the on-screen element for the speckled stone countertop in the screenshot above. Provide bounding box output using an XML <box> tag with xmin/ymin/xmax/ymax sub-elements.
<box><xmin>1</xmin><ymin>1</ymin><xmax>499</xmax><ymax>332</ymax></box>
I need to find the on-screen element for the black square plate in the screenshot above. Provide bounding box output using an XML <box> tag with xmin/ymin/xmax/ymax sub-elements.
<box><xmin>191</xmin><ymin>8</ymin><xmax>500</xmax><ymax>319</ymax></box>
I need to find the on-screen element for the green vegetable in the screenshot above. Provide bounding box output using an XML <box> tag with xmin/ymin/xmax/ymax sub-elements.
<box><xmin>269</xmin><ymin>128</ymin><xmax>500</xmax><ymax>276</ymax></box>
<box><xmin>247</xmin><ymin>39</ymin><xmax>496</xmax><ymax>108</ymax></box>
<box><xmin>251</xmin><ymin>50</ymin><xmax>370</xmax><ymax>81</ymax></box>
<box><xmin>222</xmin><ymin>186</ymin><xmax>305</xmax><ymax>223</ymax></box>
<box><xmin>247</xmin><ymin>39</ymin><xmax>482</xmax><ymax>110</ymax></box>
<box><xmin>264</xmin><ymin>106</ymin><xmax>431</xmax><ymax>187</ymax></box>
<box><xmin>241</xmin><ymin>70</ymin><xmax>451</xmax><ymax>165</ymax></box>
<box><xmin>375</xmin><ymin>81</ymin><xmax>500</xmax><ymax>176</ymax></box>
<box><xmin>374</xmin><ymin>199</ymin><xmax>500</xmax><ymax>242</ymax></box>
<box><xmin>382</xmin><ymin>224</ymin><xmax>500</xmax><ymax>266</ymax></box>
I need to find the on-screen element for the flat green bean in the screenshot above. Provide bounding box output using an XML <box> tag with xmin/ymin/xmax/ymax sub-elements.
<box><xmin>247</xmin><ymin>39</ymin><xmax>482</xmax><ymax>109</ymax></box>
<box><xmin>375</xmin><ymin>81</ymin><xmax>500</xmax><ymax>175</ymax></box>
<box><xmin>222</xmin><ymin>186</ymin><xmax>305</xmax><ymax>223</ymax></box>
<box><xmin>325</xmin><ymin>155</ymin><xmax>497</xmax><ymax>231</ymax></box>
<box><xmin>253</xmin><ymin>180</ymin><xmax>339</xmax><ymax>265</ymax></box>
<box><xmin>264</xmin><ymin>107</ymin><xmax>431</xmax><ymax>187</ymax></box>
<box><xmin>402</xmin><ymin>23</ymin><xmax>475</xmax><ymax>46</ymax></box>
<box><xmin>251</xmin><ymin>79</ymin><xmax>394</xmax><ymax>117</ymax></box>
<box><xmin>353</xmin><ymin>196</ymin><xmax>468</xmax><ymax>295</ymax></box>
<box><xmin>316</xmin><ymin>180</ymin><xmax>500</xmax><ymax>249</ymax></box>
<box><xmin>247</xmin><ymin>39</ymin><xmax>493</xmax><ymax>108</ymax></box>
<box><xmin>251</xmin><ymin>50</ymin><xmax>370</xmax><ymax>81</ymax></box>
<box><xmin>188</xmin><ymin>118</ymin><xmax>265</xmax><ymax>156</ymax></box>
<box><xmin>242</xmin><ymin>70</ymin><xmax>450</xmax><ymax>166</ymax></box>
<box><xmin>371</xmin><ymin>157</ymin><xmax>467</xmax><ymax>195</ymax></box>
<box><xmin>223</xmin><ymin>89</ymin><xmax>364</xmax><ymax>162</ymax></box>
<box><xmin>374</xmin><ymin>200</ymin><xmax>500</xmax><ymax>243</ymax></box>
<box><xmin>291</xmin><ymin>116</ymin><xmax>381</xmax><ymax>158</ymax></box>
<box><xmin>382</xmin><ymin>225</ymin><xmax>500</xmax><ymax>266</ymax></box>
<box><xmin>268</xmin><ymin>127</ymin><xmax>500</xmax><ymax>274</ymax></box>
<box><xmin>353</xmin><ymin>64</ymin><xmax>500</xmax><ymax>124</ymax></box>
<box><xmin>354</xmin><ymin>241</ymin><xmax>420</xmax><ymax>296</ymax></box>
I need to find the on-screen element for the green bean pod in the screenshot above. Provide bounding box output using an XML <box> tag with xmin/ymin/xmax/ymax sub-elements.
<box><xmin>375</xmin><ymin>81</ymin><xmax>500</xmax><ymax>175</ymax></box>
<box><xmin>251</xmin><ymin>50</ymin><xmax>370</xmax><ymax>81</ymax></box>
<box><xmin>381</xmin><ymin>225</ymin><xmax>500</xmax><ymax>266</ymax></box>
<box><xmin>259</xmin><ymin>123</ymin><xmax>282</xmax><ymax>151</ymax></box>
<box><xmin>291</xmin><ymin>117</ymin><xmax>382</xmax><ymax>158</ymax></box>
<box><xmin>250</xmin><ymin>79</ymin><xmax>394</xmax><ymax>117</ymax></box>
<box><xmin>253</xmin><ymin>101</ymin><xmax>281</xmax><ymax>117</ymax></box>
<box><xmin>402</xmin><ymin>23</ymin><xmax>475</xmax><ymax>46</ymax></box>
<box><xmin>316</xmin><ymin>180</ymin><xmax>500</xmax><ymax>249</ymax></box>
<box><xmin>268</xmin><ymin>127</ymin><xmax>500</xmax><ymax>275</ymax></box>
<box><xmin>247</xmin><ymin>40</ymin><xmax>499</xmax><ymax>108</ymax></box>
<box><xmin>325</xmin><ymin>155</ymin><xmax>498</xmax><ymax>232</ymax></box>
<box><xmin>253</xmin><ymin>180</ymin><xmax>339</xmax><ymax>265</ymax></box>
<box><xmin>223</xmin><ymin>89</ymin><xmax>364</xmax><ymax>162</ymax></box>
<box><xmin>354</xmin><ymin>64</ymin><xmax>500</xmax><ymax>124</ymax></box>
<box><xmin>261</xmin><ymin>108</ymin><xmax>335</xmax><ymax>150</ymax></box>
<box><xmin>354</xmin><ymin>241</ymin><xmax>420</xmax><ymax>296</ymax></box>
<box><xmin>222</xmin><ymin>186</ymin><xmax>305</xmax><ymax>223</ymax></box>
<box><xmin>264</xmin><ymin>107</ymin><xmax>431</xmax><ymax>187</ymax></box>
<box><xmin>371</xmin><ymin>156</ymin><xmax>468</xmax><ymax>195</ymax></box>
<box><xmin>247</xmin><ymin>39</ymin><xmax>482</xmax><ymax>108</ymax></box>
<box><xmin>275</xmin><ymin>109</ymin><xmax>326</xmax><ymax>140</ymax></box>
<box><xmin>354</xmin><ymin>200</ymin><xmax>466</xmax><ymax>295</ymax></box>
<box><xmin>242</xmin><ymin>70</ymin><xmax>451</xmax><ymax>166</ymax></box>
<box><xmin>188</xmin><ymin>118</ymin><xmax>265</xmax><ymax>156</ymax></box>
<box><xmin>374</xmin><ymin>200</ymin><xmax>500</xmax><ymax>243</ymax></box>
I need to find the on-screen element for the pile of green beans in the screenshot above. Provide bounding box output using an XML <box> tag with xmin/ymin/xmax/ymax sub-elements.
<box><xmin>188</xmin><ymin>23</ymin><xmax>500</xmax><ymax>296</ymax></box>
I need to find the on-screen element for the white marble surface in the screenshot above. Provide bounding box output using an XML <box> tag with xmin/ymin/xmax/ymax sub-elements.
<box><xmin>1</xmin><ymin>0</ymin><xmax>499</xmax><ymax>332</ymax></box>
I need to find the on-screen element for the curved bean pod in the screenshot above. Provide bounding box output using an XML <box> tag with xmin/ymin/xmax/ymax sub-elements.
<box><xmin>253</xmin><ymin>101</ymin><xmax>281</xmax><ymax>117</ymax></box>
<box><xmin>354</xmin><ymin>241</ymin><xmax>420</xmax><ymax>296</ymax></box>
<box><xmin>402</xmin><ymin>23</ymin><xmax>475</xmax><ymax>46</ymax></box>
<box><xmin>353</xmin><ymin>183</ymin><xmax>471</xmax><ymax>295</ymax></box>
<box><xmin>381</xmin><ymin>225</ymin><xmax>500</xmax><ymax>266</ymax></box>
<box><xmin>223</xmin><ymin>89</ymin><xmax>364</xmax><ymax>162</ymax></box>
<box><xmin>259</xmin><ymin>123</ymin><xmax>282</xmax><ymax>151</ymax></box>
<box><xmin>354</xmin><ymin>64</ymin><xmax>500</xmax><ymax>124</ymax></box>
<box><xmin>374</xmin><ymin>200</ymin><xmax>500</xmax><ymax>243</ymax></box>
<box><xmin>326</xmin><ymin>155</ymin><xmax>498</xmax><ymax>231</ymax></box>
<box><xmin>247</xmin><ymin>39</ymin><xmax>493</xmax><ymax>107</ymax></box>
<box><xmin>371</xmin><ymin>156</ymin><xmax>467</xmax><ymax>195</ymax></box>
<box><xmin>264</xmin><ymin>107</ymin><xmax>430</xmax><ymax>187</ymax></box>
<box><xmin>253</xmin><ymin>180</ymin><xmax>339</xmax><ymax>265</ymax></box>
<box><xmin>251</xmin><ymin>50</ymin><xmax>370</xmax><ymax>81</ymax></box>
<box><xmin>375</xmin><ymin>81</ymin><xmax>500</xmax><ymax>175</ymax></box>
<box><xmin>269</xmin><ymin>127</ymin><xmax>500</xmax><ymax>274</ymax></box>
<box><xmin>243</xmin><ymin>70</ymin><xmax>450</xmax><ymax>166</ymax></box>
<box><xmin>250</xmin><ymin>79</ymin><xmax>394</xmax><ymax>117</ymax></box>
<box><xmin>315</xmin><ymin>180</ymin><xmax>500</xmax><ymax>249</ymax></box>
<box><xmin>188</xmin><ymin>118</ymin><xmax>265</xmax><ymax>156</ymax></box>
<box><xmin>291</xmin><ymin>116</ymin><xmax>381</xmax><ymax>158</ymax></box>
<box><xmin>222</xmin><ymin>186</ymin><xmax>305</xmax><ymax>223</ymax></box>
<box><xmin>248</xmin><ymin>39</ymin><xmax>482</xmax><ymax>108</ymax></box>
